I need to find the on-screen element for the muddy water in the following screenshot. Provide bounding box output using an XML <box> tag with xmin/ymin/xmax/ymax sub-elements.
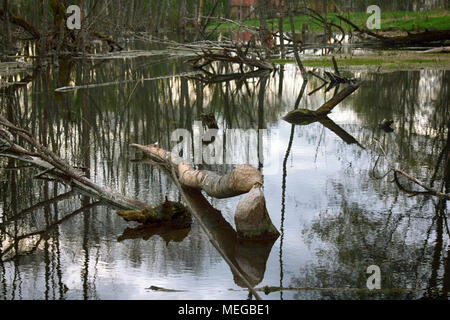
<box><xmin>0</xmin><ymin>49</ymin><xmax>449</xmax><ymax>300</ymax></box>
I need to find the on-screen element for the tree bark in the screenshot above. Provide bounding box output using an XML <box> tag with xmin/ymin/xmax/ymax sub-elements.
<box><xmin>131</xmin><ymin>144</ymin><xmax>263</xmax><ymax>198</ymax></box>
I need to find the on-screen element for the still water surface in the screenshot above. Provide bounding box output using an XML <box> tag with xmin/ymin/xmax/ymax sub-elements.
<box><xmin>0</xmin><ymin>46</ymin><xmax>449</xmax><ymax>300</ymax></box>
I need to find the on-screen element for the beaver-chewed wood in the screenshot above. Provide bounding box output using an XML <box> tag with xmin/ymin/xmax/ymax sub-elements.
<box><xmin>131</xmin><ymin>143</ymin><xmax>280</xmax><ymax>240</ymax></box>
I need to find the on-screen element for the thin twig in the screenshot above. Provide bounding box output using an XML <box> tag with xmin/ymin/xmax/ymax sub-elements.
<box><xmin>373</xmin><ymin>138</ymin><xmax>450</xmax><ymax>200</ymax></box>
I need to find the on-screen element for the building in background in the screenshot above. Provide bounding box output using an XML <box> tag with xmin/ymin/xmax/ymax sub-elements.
<box><xmin>229</xmin><ymin>0</ymin><xmax>285</xmax><ymax>20</ymax></box>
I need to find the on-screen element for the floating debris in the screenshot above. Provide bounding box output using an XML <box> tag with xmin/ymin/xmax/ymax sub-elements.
<box><xmin>146</xmin><ymin>285</ymin><xmax>187</xmax><ymax>292</ymax></box>
<box><xmin>54</xmin><ymin>71</ymin><xmax>202</xmax><ymax>92</ymax></box>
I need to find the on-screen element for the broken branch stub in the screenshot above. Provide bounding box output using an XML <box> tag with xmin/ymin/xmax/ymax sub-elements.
<box><xmin>235</xmin><ymin>185</ymin><xmax>280</xmax><ymax>240</ymax></box>
<box><xmin>283</xmin><ymin>83</ymin><xmax>360</xmax><ymax>121</ymax></box>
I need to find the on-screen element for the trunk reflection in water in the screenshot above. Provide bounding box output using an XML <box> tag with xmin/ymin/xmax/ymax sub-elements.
<box><xmin>0</xmin><ymin>52</ymin><xmax>449</xmax><ymax>299</ymax></box>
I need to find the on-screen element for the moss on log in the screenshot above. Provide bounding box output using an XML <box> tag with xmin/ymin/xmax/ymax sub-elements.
<box><xmin>117</xmin><ymin>199</ymin><xmax>191</xmax><ymax>225</ymax></box>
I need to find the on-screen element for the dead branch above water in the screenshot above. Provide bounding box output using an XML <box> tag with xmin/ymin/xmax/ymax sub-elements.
<box><xmin>131</xmin><ymin>143</ymin><xmax>279</xmax><ymax>241</ymax></box>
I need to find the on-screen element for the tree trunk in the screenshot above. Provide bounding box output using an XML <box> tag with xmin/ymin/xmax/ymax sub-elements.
<box><xmin>197</xmin><ymin>0</ymin><xmax>204</xmax><ymax>27</ymax></box>
<box><xmin>131</xmin><ymin>143</ymin><xmax>280</xmax><ymax>240</ymax></box>
<box><xmin>0</xmin><ymin>115</ymin><xmax>149</xmax><ymax>210</ymax></box>
<box><xmin>288</xmin><ymin>0</ymin><xmax>306</xmax><ymax>77</ymax></box>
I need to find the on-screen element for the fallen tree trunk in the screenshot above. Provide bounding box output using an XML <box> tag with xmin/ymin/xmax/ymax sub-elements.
<box><xmin>336</xmin><ymin>14</ymin><xmax>450</xmax><ymax>45</ymax></box>
<box><xmin>131</xmin><ymin>144</ymin><xmax>264</xmax><ymax>199</ymax></box>
<box><xmin>131</xmin><ymin>143</ymin><xmax>280</xmax><ymax>240</ymax></box>
<box><xmin>283</xmin><ymin>82</ymin><xmax>360</xmax><ymax>121</ymax></box>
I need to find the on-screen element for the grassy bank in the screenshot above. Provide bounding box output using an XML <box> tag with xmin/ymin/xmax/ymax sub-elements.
<box><xmin>210</xmin><ymin>10</ymin><xmax>450</xmax><ymax>33</ymax></box>
<box><xmin>269</xmin><ymin>50</ymin><xmax>450</xmax><ymax>70</ymax></box>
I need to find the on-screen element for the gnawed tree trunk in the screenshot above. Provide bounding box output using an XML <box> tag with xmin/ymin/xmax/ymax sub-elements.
<box><xmin>131</xmin><ymin>143</ymin><xmax>280</xmax><ymax>240</ymax></box>
<box><xmin>234</xmin><ymin>185</ymin><xmax>279</xmax><ymax>240</ymax></box>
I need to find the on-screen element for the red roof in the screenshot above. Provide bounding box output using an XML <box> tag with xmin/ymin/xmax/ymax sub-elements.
<box><xmin>230</xmin><ymin>0</ymin><xmax>255</xmax><ymax>6</ymax></box>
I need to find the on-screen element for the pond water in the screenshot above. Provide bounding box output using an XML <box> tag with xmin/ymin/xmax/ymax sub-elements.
<box><xmin>0</xmin><ymin>46</ymin><xmax>449</xmax><ymax>300</ymax></box>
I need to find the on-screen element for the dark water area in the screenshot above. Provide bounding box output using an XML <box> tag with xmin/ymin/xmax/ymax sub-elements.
<box><xmin>0</xmin><ymin>46</ymin><xmax>449</xmax><ymax>300</ymax></box>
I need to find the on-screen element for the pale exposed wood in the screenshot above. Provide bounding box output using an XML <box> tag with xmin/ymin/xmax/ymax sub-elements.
<box><xmin>235</xmin><ymin>185</ymin><xmax>279</xmax><ymax>240</ymax></box>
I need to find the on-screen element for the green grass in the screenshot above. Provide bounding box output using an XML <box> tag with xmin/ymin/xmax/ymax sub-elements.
<box><xmin>209</xmin><ymin>10</ymin><xmax>450</xmax><ymax>33</ymax></box>
<box><xmin>268</xmin><ymin>53</ymin><xmax>450</xmax><ymax>70</ymax></box>
<box><xmin>308</xmin><ymin>57</ymin><xmax>449</xmax><ymax>69</ymax></box>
